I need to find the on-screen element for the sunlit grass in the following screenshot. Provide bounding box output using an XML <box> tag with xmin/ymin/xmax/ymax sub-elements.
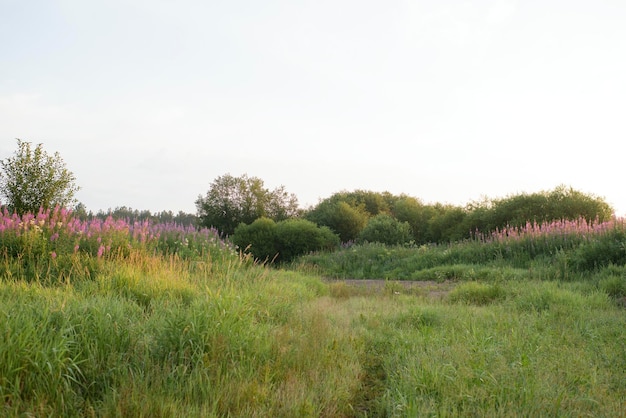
<box><xmin>1</xmin><ymin>208</ymin><xmax>625</xmax><ymax>416</ymax></box>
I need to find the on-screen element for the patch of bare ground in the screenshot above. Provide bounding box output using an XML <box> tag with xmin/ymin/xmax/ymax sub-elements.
<box><xmin>325</xmin><ymin>279</ymin><xmax>456</xmax><ymax>299</ymax></box>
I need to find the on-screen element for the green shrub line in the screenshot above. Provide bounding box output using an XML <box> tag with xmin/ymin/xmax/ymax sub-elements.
<box><xmin>297</xmin><ymin>217</ymin><xmax>626</xmax><ymax>281</ymax></box>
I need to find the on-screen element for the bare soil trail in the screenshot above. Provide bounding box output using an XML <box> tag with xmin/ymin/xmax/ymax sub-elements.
<box><xmin>324</xmin><ymin>278</ymin><xmax>457</xmax><ymax>299</ymax></box>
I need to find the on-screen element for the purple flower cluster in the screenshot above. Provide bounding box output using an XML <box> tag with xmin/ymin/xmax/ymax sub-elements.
<box><xmin>0</xmin><ymin>206</ymin><xmax>232</xmax><ymax>260</ymax></box>
<box><xmin>476</xmin><ymin>217</ymin><xmax>626</xmax><ymax>244</ymax></box>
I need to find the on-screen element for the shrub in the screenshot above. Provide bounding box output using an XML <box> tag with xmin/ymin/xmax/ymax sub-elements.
<box><xmin>275</xmin><ymin>219</ymin><xmax>339</xmax><ymax>263</ymax></box>
<box><xmin>305</xmin><ymin>200</ymin><xmax>369</xmax><ymax>242</ymax></box>
<box><xmin>232</xmin><ymin>217</ymin><xmax>279</xmax><ymax>262</ymax></box>
<box><xmin>358</xmin><ymin>214</ymin><xmax>412</xmax><ymax>246</ymax></box>
<box><xmin>233</xmin><ymin>218</ymin><xmax>340</xmax><ymax>263</ymax></box>
<box><xmin>570</xmin><ymin>227</ymin><xmax>626</xmax><ymax>271</ymax></box>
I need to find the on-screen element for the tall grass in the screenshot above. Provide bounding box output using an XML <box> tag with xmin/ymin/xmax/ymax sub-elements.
<box><xmin>1</xmin><ymin>208</ymin><xmax>625</xmax><ymax>416</ymax></box>
<box><xmin>297</xmin><ymin>217</ymin><xmax>626</xmax><ymax>280</ymax></box>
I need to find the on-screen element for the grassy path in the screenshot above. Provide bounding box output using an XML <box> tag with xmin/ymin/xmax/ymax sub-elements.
<box><xmin>1</xmin><ymin>267</ymin><xmax>625</xmax><ymax>416</ymax></box>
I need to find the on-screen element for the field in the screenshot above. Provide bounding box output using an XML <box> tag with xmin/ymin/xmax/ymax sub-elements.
<box><xmin>1</xmin><ymin>209</ymin><xmax>625</xmax><ymax>416</ymax></box>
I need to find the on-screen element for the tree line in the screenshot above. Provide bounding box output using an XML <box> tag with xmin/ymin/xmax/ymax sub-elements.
<box><xmin>196</xmin><ymin>174</ymin><xmax>613</xmax><ymax>262</ymax></box>
<box><xmin>0</xmin><ymin>140</ymin><xmax>615</xmax><ymax>263</ymax></box>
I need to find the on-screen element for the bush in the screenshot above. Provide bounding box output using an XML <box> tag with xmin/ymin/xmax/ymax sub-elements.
<box><xmin>305</xmin><ymin>200</ymin><xmax>369</xmax><ymax>242</ymax></box>
<box><xmin>232</xmin><ymin>217</ymin><xmax>279</xmax><ymax>262</ymax></box>
<box><xmin>233</xmin><ymin>218</ymin><xmax>340</xmax><ymax>263</ymax></box>
<box><xmin>570</xmin><ymin>228</ymin><xmax>626</xmax><ymax>271</ymax></box>
<box><xmin>358</xmin><ymin>214</ymin><xmax>412</xmax><ymax>246</ymax></box>
<box><xmin>275</xmin><ymin>219</ymin><xmax>339</xmax><ymax>263</ymax></box>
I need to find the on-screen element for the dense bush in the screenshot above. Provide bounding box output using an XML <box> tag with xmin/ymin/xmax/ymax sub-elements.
<box><xmin>305</xmin><ymin>200</ymin><xmax>368</xmax><ymax>242</ymax></box>
<box><xmin>275</xmin><ymin>219</ymin><xmax>339</xmax><ymax>262</ymax></box>
<box><xmin>570</xmin><ymin>228</ymin><xmax>626</xmax><ymax>271</ymax></box>
<box><xmin>232</xmin><ymin>217</ymin><xmax>279</xmax><ymax>262</ymax></box>
<box><xmin>358</xmin><ymin>214</ymin><xmax>412</xmax><ymax>246</ymax></box>
<box><xmin>232</xmin><ymin>218</ymin><xmax>340</xmax><ymax>263</ymax></box>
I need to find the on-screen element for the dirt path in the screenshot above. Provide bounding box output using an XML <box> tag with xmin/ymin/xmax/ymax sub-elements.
<box><xmin>324</xmin><ymin>278</ymin><xmax>457</xmax><ymax>299</ymax></box>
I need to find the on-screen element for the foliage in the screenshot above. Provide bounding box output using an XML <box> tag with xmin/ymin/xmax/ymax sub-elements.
<box><xmin>392</xmin><ymin>196</ymin><xmax>433</xmax><ymax>244</ymax></box>
<box><xmin>1</xmin><ymin>208</ymin><xmax>626</xmax><ymax>416</ymax></box>
<box><xmin>426</xmin><ymin>203</ymin><xmax>469</xmax><ymax>243</ymax></box>
<box><xmin>0</xmin><ymin>206</ymin><xmax>233</xmax><ymax>284</ymax></box>
<box><xmin>195</xmin><ymin>173</ymin><xmax>299</xmax><ymax>236</ymax></box>
<box><xmin>335</xmin><ymin>189</ymin><xmax>395</xmax><ymax>215</ymax></box>
<box><xmin>0</xmin><ymin>139</ymin><xmax>80</xmax><ymax>215</ymax></box>
<box><xmin>358</xmin><ymin>213</ymin><xmax>412</xmax><ymax>246</ymax></box>
<box><xmin>232</xmin><ymin>217</ymin><xmax>279</xmax><ymax>262</ymax></box>
<box><xmin>3</xmin><ymin>263</ymin><xmax>624</xmax><ymax>416</ymax></box>
<box><xmin>465</xmin><ymin>185</ymin><xmax>613</xmax><ymax>234</ymax></box>
<box><xmin>232</xmin><ymin>217</ymin><xmax>339</xmax><ymax>263</ymax></box>
<box><xmin>304</xmin><ymin>186</ymin><xmax>614</xmax><ymax>246</ymax></box>
<box><xmin>274</xmin><ymin>218</ymin><xmax>339</xmax><ymax>262</ymax></box>
<box><xmin>298</xmin><ymin>217</ymin><xmax>626</xmax><ymax>280</ymax></box>
<box><xmin>305</xmin><ymin>200</ymin><xmax>369</xmax><ymax>242</ymax></box>
<box><xmin>94</xmin><ymin>206</ymin><xmax>199</xmax><ymax>227</ymax></box>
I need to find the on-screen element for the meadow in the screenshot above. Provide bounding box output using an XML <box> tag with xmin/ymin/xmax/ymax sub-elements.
<box><xmin>1</xmin><ymin>208</ymin><xmax>625</xmax><ymax>417</ymax></box>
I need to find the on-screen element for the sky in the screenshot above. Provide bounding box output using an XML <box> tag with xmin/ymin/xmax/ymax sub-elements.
<box><xmin>1</xmin><ymin>0</ymin><xmax>625</xmax><ymax>216</ymax></box>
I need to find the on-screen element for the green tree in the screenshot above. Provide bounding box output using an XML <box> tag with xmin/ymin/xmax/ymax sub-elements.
<box><xmin>196</xmin><ymin>174</ymin><xmax>299</xmax><ymax>236</ymax></box>
<box><xmin>0</xmin><ymin>139</ymin><xmax>80</xmax><ymax>215</ymax></box>
<box><xmin>427</xmin><ymin>204</ymin><xmax>468</xmax><ymax>243</ymax></box>
<box><xmin>392</xmin><ymin>196</ymin><xmax>434</xmax><ymax>244</ymax></box>
<box><xmin>305</xmin><ymin>200</ymin><xmax>369</xmax><ymax>242</ymax></box>
<box><xmin>464</xmin><ymin>185</ymin><xmax>614</xmax><ymax>235</ymax></box>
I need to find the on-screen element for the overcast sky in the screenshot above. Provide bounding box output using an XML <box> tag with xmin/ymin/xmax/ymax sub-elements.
<box><xmin>2</xmin><ymin>0</ymin><xmax>625</xmax><ymax>216</ymax></box>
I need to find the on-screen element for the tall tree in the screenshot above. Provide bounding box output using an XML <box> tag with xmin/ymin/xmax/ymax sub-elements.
<box><xmin>195</xmin><ymin>173</ymin><xmax>299</xmax><ymax>235</ymax></box>
<box><xmin>0</xmin><ymin>139</ymin><xmax>80</xmax><ymax>215</ymax></box>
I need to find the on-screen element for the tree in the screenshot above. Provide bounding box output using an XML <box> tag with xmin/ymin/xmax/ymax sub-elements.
<box><xmin>393</xmin><ymin>196</ymin><xmax>433</xmax><ymax>245</ymax></box>
<box><xmin>195</xmin><ymin>173</ymin><xmax>299</xmax><ymax>236</ymax></box>
<box><xmin>463</xmin><ymin>185</ymin><xmax>614</xmax><ymax>235</ymax></box>
<box><xmin>0</xmin><ymin>139</ymin><xmax>80</xmax><ymax>215</ymax></box>
<box><xmin>305</xmin><ymin>200</ymin><xmax>369</xmax><ymax>242</ymax></box>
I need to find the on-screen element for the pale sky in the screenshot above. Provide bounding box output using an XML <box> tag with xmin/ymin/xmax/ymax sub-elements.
<box><xmin>2</xmin><ymin>0</ymin><xmax>625</xmax><ymax>216</ymax></box>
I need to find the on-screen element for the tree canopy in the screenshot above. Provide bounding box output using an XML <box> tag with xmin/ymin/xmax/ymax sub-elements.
<box><xmin>195</xmin><ymin>173</ymin><xmax>299</xmax><ymax>236</ymax></box>
<box><xmin>0</xmin><ymin>139</ymin><xmax>80</xmax><ymax>215</ymax></box>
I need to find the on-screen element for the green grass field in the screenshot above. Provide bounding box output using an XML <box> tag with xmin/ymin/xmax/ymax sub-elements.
<box><xmin>1</xmin><ymin>211</ymin><xmax>625</xmax><ymax>416</ymax></box>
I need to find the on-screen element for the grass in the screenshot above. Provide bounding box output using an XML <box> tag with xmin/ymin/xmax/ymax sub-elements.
<box><xmin>1</xmin><ymin>210</ymin><xmax>625</xmax><ymax>416</ymax></box>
